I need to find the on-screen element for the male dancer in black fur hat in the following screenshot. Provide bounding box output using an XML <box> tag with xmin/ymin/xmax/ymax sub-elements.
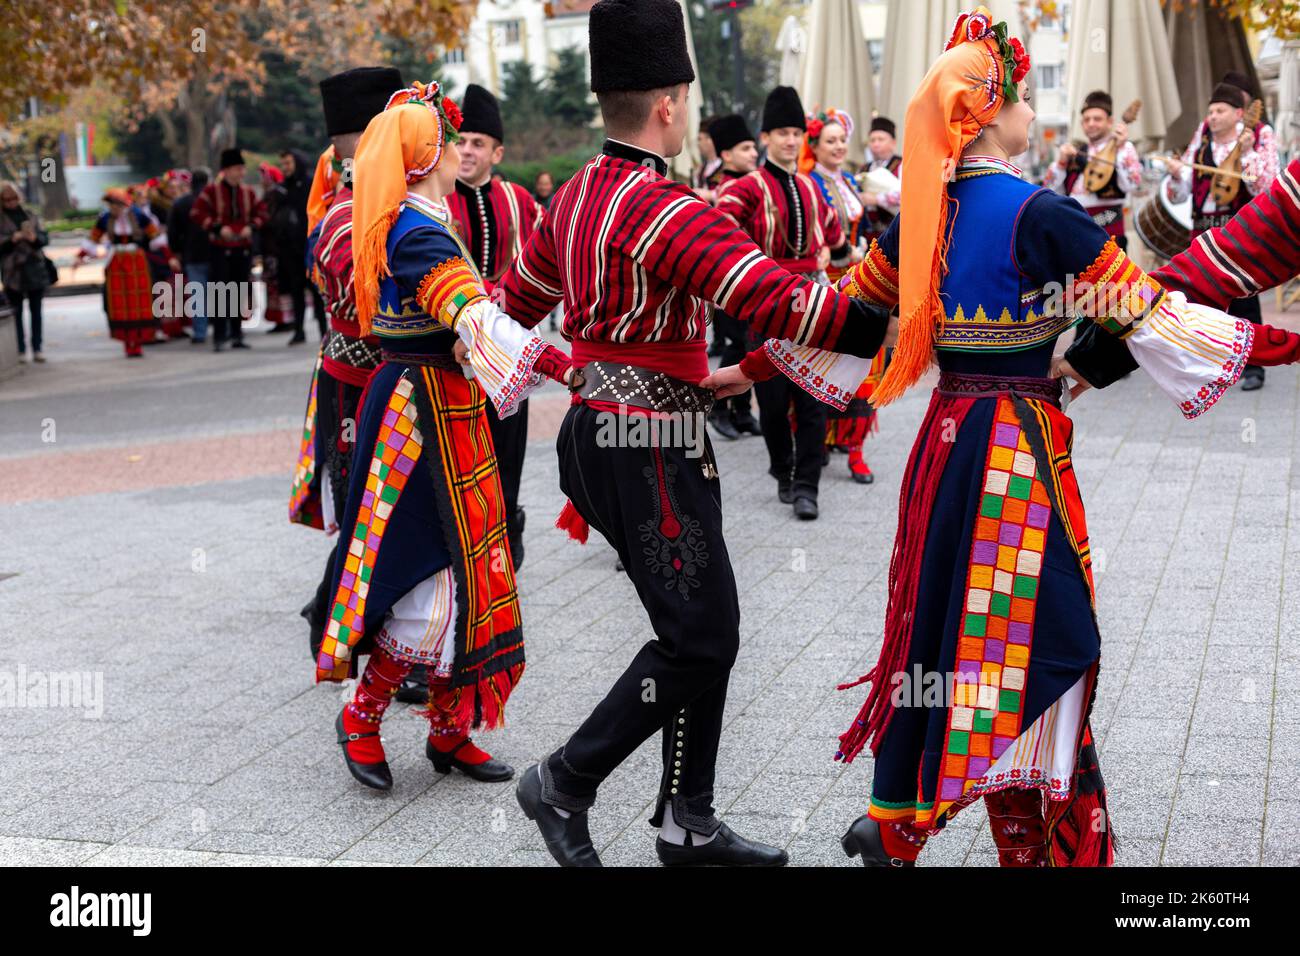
<box><xmin>505</xmin><ymin>0</ymin><xmax>890</xmax><ymax>866</ymax></box>
<box><xmin>442</xmin><ymin>84</ymin><xmax>543</xmax><ymax>573</ymax></box>
<box><xmin>716</xmin><ymin>85</ymin><xmax>861</xmax><ymax>521</ymax></box>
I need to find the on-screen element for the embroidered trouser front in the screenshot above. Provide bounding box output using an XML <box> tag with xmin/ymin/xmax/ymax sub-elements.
<box><xmin>543</xmin><ymin>404</ymin><xmax>739</xmax><ymax>835</ymax></box>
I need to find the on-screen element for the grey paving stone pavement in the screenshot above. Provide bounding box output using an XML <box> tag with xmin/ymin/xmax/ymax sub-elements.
<box><xmin>1</xmin><ymin>294</ymin><xmax>1297</xmax><ymax>866</ymax></box>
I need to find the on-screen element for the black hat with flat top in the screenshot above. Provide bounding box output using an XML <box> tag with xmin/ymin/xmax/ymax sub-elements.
<box><xmin>319</xmin><ymin>66</ymin><xmax>405</xmax><ymax>137</ymax></box>
<box><xmin>709</xmin><ymin>114</ymin><xmax>755</xmax><ymax>153</ymax></box>
<box><xmin>589</xmin><ymin>0</ymin><xmax>696</xmax><ymax>93</ymax></box>
<box><xmin>460</xmin><ymin>84</ymin><xmax>506</xmax><ymax>143</ymax></box>
<box><xmin>761</xmin><ymin>86</ymin><xmax>806</xmax><ymax>133</ymax></box>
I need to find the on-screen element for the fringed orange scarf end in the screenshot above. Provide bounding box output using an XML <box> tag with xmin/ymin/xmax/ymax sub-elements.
<box><xmin>352</xmin><ymin>203</ymin><xmax>402</xmax><ymax>338</ymax></box>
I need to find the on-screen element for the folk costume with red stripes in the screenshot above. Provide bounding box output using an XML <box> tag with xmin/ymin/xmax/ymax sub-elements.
<box><xmin>715</xmin><ymin>85</ymin><xmax>860</xmax><ymax>515</ymax></box>
<box><xmin>1165</xmin><ymin>74</ymin><xmax>1279</xmax><ymax>388</ymax></box>
<box><xmin>190</xmin><ymin>149</ymin><xmax>267</xmax><ymax>347</ymax></box>
<box><xmin>80</xmin><ymin>191</ymin><xmax>172</xmax><ymax>358</ymax></box>
<box><xmin>291</xmin><ymin>67</ymin><xmax>404</xmax><ymax>663</ymax></box>
<box><xmin>753</xmin><ymin>8</ymin><xmax>1253</xmax><ymax>867</ymax></box>
<box><xmin>443</xmin><ymin>84</ymin><xmax>544</xmax><ymax>571</ymax></box>
<box><xmin>319</xmin><ymin>82</ymin><xmax>575</xmax><ymax>792</ymax></box>
<box><xmin>501</xmin><ymin>0</ymin><xmax>890</xmax><ymax>868</ymax></box>
<box><xmin>1073</xmin><ymin>158</ymin><xmax>1300</xmax><ymax>385</ymax></box>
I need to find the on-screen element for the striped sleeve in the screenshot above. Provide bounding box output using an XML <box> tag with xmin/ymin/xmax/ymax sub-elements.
<box><xmin>497</xmin><ymin>211</ymin><xmax>562</xmax><ymax>328</ymax></box>
<box><xmin>612</xmin><ymin>181</ymin><xmax>860</xmax><ymax>352</ymax></box>
<box><xmin>1152</xmin><ymin>158</ymin><xmax>1300</xmax><ymax>308</ymax></box>
<box><xmin>713</xmin><ymin>174</ymin><xmax>759</xmax><ymax>226</ymax></box>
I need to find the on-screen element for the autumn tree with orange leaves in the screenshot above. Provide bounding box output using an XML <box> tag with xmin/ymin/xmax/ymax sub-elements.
<box><xmin>1</xmin><ymin>1</ymin><xmax>471</xmax><ymax>213</ymax></box>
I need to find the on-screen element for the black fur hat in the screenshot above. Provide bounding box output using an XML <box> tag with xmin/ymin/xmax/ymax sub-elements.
<box><xmin>1209</xmin><ymin>82</ymin><xmax>1247</xmax><ymax>109</ymax></box>
<box><xmin>761</xmin><ymin>86</ymin><xmax>806</xmax><ymax>133</ymax></box>
<box><xmin>1082</xmin><ymin>90</ymin><xmax>1113</xmax><ymax>115</ymax></box>
<box><xmin>869</xmin><ymin>116</ymin><xmax>896</xmax><ymax>138</ymax></box>
<box><xmin>709</xmin><ymin>114</ymin><xmax>755</xmax><ymax>153</ymax></box>
<box><xmin>219</xmin><ymin>148</ymin><xmax>245</xmax><ymax>170</ymax></box>
<box><xmin>460</xmin><ymin>84</ymin><xmax>506</xmax><ymax>143</ymax></box>
<box><xmin>320</xmin><ymin>66</ymin><xmax>405</xmax><ymax>137</ymax></box>
<box><xmin>589</xmin><ymin>0</ymin><xmax>696</xmax><ymax>93</ymax></box>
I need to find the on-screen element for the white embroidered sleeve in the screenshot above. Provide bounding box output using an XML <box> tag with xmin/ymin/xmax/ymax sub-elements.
<box><xmin>1124</xmin><ymin>291</ymin><xmax>1254</xmax><ymax>420</ymax></box>
<box><xmin>761</xmin><ymin>339</ymin><xmax>876</xmax><ymax>411</ymax></box>
<box><xmin>454</xmin><ymin>297</ymin><xmax>551</xmax><ymax>419</ymax></box>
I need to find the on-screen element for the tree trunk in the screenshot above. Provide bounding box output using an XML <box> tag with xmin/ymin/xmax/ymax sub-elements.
<box><xmin>36</xmin><ymin>135</ymin><xmax>72</xmax><ymax>217</ymax></box>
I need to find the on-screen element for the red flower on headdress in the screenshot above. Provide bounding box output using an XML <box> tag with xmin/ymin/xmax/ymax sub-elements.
<box><xmin>806</xmin><ymin>117</ymin><xmax>825</xmax><ymax>140</ymax></box>
<box><xmin>1009</xmin><ymin>37</ymin><xmax>1030</xmax><ymax>84</ymax></box>
<box><xmin>442</xmin><ymin>95</ymin><xmax>463</xmax><ymax>131</ymax></box>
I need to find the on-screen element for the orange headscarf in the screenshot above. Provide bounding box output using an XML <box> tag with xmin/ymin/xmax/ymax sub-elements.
<box><xmin>872</xmin><ymin>7</ymin><xmax>1029</xmax><ymax>406</ymax></box>
<box><xmin>306</xmin><ymin>145</ymin><xmax>338</xmax><ymax>234</ymax></box>
<box><xmin>351</xmin><ymin>81</ymin><xmax>462</xmax><ymax>336</ymax></box>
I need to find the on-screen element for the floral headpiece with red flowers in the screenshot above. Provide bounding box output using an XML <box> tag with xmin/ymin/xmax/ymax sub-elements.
<box><xmin>385</xmin><ymin>80</ymin><xmax>463</xmax><ymax>145</ymax></box>
<box><xmin>805</xmin><ymin>107</ymin><xmax>855</xmax><ymax>144</ymax></box>
<box><xmin>945</xmin><ymin>9</ymin><xmax>1030</xmax><ymax>103</ymax></box>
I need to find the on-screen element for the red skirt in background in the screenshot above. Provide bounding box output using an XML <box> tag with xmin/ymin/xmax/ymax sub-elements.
<box><xmin>104</xmin><ymin>248</ymin><xmax>158</xmax><ymax>356</ymax></box>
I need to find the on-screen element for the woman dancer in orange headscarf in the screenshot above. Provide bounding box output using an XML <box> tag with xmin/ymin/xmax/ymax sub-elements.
<box><xmin>711</xmin><ymin>6</ymin><xmax>1259</xmax><ymax>866</ymax></box>
<box><xmin>317</xmin><ymin>81</ymin><xmax>576</xmax><ymax>791</ymax></box>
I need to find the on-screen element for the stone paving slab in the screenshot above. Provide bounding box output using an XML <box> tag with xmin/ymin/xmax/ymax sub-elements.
<box><xmin>1</xmin><ymin>294</ymin><xmax>1298</xmax><ymax>865</ymax></box>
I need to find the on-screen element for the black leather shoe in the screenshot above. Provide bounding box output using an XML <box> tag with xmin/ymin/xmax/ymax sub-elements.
<box><xmin>287</xmin><ymin>332</ymin><xmax>307</xmax><ymax>345</ymax></box>
<box><xmin>708</xmin><ymin>408</ymin><xmax>740</xmax><ymax>440</ymax></box>
<box><xmin>656</xmin><ymin>822</ymin><xmax>787</xmax><ymax>867</ymax></box>
<box><xmin>426</xmin><ymin>737</ymin><xmax>515</xmax><ymax>782</ymax></box>
<box><xmin>777</xmin><ymin>478</ymin><xmax>795</xmax><ymax>504</ymax></box>
<box><xmin>335</xmin><ymin>711</ymin><xmax>392</xmax><ymax>791</ymax></box>
<box><xmin>394</xmin><ymin>664</ymin><xmax>428</xmax><ymax>704</ymax></box>
<box><xmin>793</xmin><ymin>495</ymin><xmax>819</xmax><ymax>520</ymax></box>
<box><xmin>841</xmin><ymin>815</ymin><xmax>915</xmax><ymax>867</ymax></box>
<box><xmin>231</xmin><ymin>339</ymin><xmax>251</xmax><ymax>350</ymax></box>
<box><xmin>516</xmin><ymin>765</ymin><xmax>602</xmax><ymax>867</ymax></box>
<box><xmin>732</xmin><ymin>411</ymin><xmax>761</xmax><ymax>436</ymax></box>
<box><xmin>1240</xmin><ymin>367</ymin><xmax>1265</xmax><ymax>391</ymax></box>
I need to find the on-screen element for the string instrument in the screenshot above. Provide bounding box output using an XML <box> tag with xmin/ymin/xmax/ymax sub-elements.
<box><xmin>1083</xmin><ymin>99</ymin><xmax>1142</xmax><ymax>194</ymax></box>
<box><xmin>1149</xmin><ymin>155</ymin><xmax>1257</xmax><ymax>183</ymax></box>
<box><xmin>1211</xmin><ymin>98</ymin><xmax>1263</xmax><ymax>206</ymax></box>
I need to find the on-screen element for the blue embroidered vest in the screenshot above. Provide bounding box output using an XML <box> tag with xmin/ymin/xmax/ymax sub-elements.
<box><xmin>937</xmin><ymin>165</ymin><xmax>1073</xmax><ymax>354</ymax></box>
<box><xmin>371</xmin><ymin>199</ymin><xmax>474</xmax><ymax>357</ymax></box>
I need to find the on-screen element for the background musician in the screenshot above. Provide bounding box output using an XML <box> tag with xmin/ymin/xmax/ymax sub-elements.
<box><xmin>1043</xmin><ymin>91</ymin><xmax>1140</xmax><ymax>250</ymax></box>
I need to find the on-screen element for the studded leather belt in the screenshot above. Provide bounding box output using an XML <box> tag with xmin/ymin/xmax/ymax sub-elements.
<box><xmin>574</xmin><ymin>361</ymin><xmax>715</xmax><ymax>415</ymax></box>
<box><xmin>937</xmin><ymin>370</ymin><xmax>1062</xmax><ymax>406</ymax></box>
<box><xmin>379</xmin><ymin>349</ymin><xmax>462</xmax><ymax>371</ymax></box>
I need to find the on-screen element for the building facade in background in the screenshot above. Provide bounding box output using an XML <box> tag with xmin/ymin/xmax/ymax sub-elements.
<box><xmin>440</xmin><ymin>0</ymin><xmax>596</xmax><ymax>96</ymax></box>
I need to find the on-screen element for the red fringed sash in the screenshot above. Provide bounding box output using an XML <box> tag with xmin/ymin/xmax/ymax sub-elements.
<box><xmin>836</xmin><ymin>392</ymin><xmax>973</xmax><ymax>762</ymax></box>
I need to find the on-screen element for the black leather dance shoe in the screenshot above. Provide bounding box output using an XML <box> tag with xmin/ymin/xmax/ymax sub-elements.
<box><xmin>394</xmin><ymin>665</ymin><xmax>429</xmax><ymax>704</ymax></box>
<box><xmin>841</xmin><ymin>814</ymin><xmax>915</xmax><ymax>867</ymax></box>
<box><xmin>516</xmin><ymin>764</ymin><xmax>602</xmax><ymax>867</ymax></box>
<box><xmin>335</xmin><ymin>711</ymin><xmax>393</xmax><ymax>791</ymax></box>
<box><xmin>426</xmin><ymin>737</ymin><xmax>515</xmax><ymax>782</ymax></box>
<box><xmin>793</xmin><ymin>495</ymin><xmax>819</xmax><ymax>520</ymax></box>
<box><xmin>656</xmin><ymin>822</ymin><xmax>788</xmax><ymax>867</ymax></box>
<box><xmin>777</xmin><ymin>477</ymin><xmax>795</xmax><ymax>504</ymax></box>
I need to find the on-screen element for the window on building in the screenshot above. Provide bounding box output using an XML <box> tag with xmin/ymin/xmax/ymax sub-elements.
<box><xmin>497</xmin><ymin>19</ymin><xmax>522</xmax><ymax>46</ymax></box>
<box><xmin>1037</xmin><ymin>64</ymin><xmax>1062</xmax><ymax>91</ymax></box>
<box><xmin>443</xmin><ymin>47</ymin><xmax>465</xmax><ymax>65</ymax></box>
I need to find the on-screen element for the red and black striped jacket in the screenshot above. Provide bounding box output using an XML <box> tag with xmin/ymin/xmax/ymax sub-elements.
<box><xmin>1154</xmin><ymin>157</ymin><xmax>1300</xmax><ymax>366</ymax></box>
<box><xmin>496</xmin><ymin>139</ymin><xmax>883</xmax><ymax>379</ymax></box>
<box><xmin>714</xmin><ymin>158</ymin><xmax>850</xmax><ymax>273</ymax></box>
<box><xmin>444</xmin><ymin>178</ymin><xmax>541</xmax><ymax>290</ymax></box>
<box><xmin>1155</xmin><ymin>158</ymin><xmax>1300</xmax><ymax>309</ymax></box>
<box><xmin>191</xmin><ymin>177</ymin><xmax>268</xmax><ymax>250</ymax></box>
<box><xmin>1070</xmin><ymin>158</ymin><xmax>1300</xmax><ymax>382</ymax></box>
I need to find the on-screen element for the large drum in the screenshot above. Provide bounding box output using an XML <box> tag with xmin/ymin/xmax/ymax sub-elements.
<box><xmin>1134</xmin><ymin>176</ymin><xmax>1192</xmax><ymax>262</ymax></box>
